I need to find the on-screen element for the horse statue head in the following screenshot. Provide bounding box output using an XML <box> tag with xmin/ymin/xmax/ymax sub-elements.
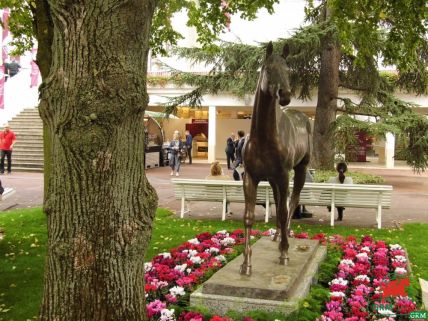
<box><xmin>259</xmin><ymin>42</ymin><xmax>292</xmax><ymax>107</ymax></box>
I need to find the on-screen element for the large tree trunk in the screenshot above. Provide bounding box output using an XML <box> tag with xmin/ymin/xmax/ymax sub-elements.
<box><xmin>36</xmin><ymin>1</ymin><xmax>158</xmax><ymax>320</ymax></box>
<box><xmin>312</xmin><ymin>7</ymin><xmax>340</xmax><ymax>170</ymax></box>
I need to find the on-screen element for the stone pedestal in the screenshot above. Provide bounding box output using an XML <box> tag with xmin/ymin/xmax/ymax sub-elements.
<box><xmin>190</xmin><ymin>237</ymin><xmax>326</xmax><ymax>315</ymax></box>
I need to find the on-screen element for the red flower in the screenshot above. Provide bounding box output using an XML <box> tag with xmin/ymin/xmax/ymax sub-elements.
<box><xmin>295</xmin><ymin>232</ymin><xmax>309</xmax><ymax>239</ymax></box>
<box><xmin>210</xmin><ymin>316</ymin><xmax>232</xmax><ymax>321</ymax></box>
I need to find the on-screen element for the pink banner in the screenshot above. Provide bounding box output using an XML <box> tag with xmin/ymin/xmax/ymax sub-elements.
<box><xmin>0</xmin><ymin>65</ymin><xmax>4</xmax><ymax>108</ymax></box>
<box><xmin>30</xmin><ymin>60</ymin><xmax>40</xmax><ymax>88</ymax></box>
<box><xmin>221</xmin><ymin>0</ymin><xmax>231</xmax><ymax>31</ymax></box>
<box><xmin>1</xmin><ymin>9</ymin><xmax>10</xmax><ymax>109</ymax></box>
<box><xmin>30</xmin><ymin>48</ymin><xmax>40</xmax><ymax>88</ymax></box>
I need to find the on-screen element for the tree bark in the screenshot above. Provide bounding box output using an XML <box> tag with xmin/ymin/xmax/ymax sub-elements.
<box><xmin>312</xmin><ymin>6</ymin><xmax>340</xmax><ymax>170</ymax></box>
<box><xmin>36</xmin><ymin>1</ymin><xmax>158</xmax><ymax>320</ymax></box>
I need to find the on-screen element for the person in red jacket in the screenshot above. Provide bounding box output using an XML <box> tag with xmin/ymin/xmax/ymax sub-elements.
<box><xmin>0</xmin><ymin>124</ymin><xmax>17</xmax><ymax>174</ymax></box>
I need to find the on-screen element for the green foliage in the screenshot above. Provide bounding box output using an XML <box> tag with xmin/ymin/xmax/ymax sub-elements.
<box><xmin>0</xmin><ymin>0</ymin><xmax>35</xmax><ymax>55</ymax></box>
<box><xmin>149</xmin><ymin>0</ymin><xmax>280</xmax><ymax>55</ymax></box>
<box><xmin>164</xmin><ymin>1</ymin><xmax>427</xmax><ymax>172</ymax></box>
<box><xmin>313</xmin><ymin>169</ymin><xmax>385</xmax><ymax>184</ymax></box>
<box><xmin>332</xmin><ymin>94</ymin><xmax>428</xmax><ymax>173</ymax></box>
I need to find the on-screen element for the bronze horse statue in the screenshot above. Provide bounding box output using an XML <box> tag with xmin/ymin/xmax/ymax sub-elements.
<box><xmin>240</xmin><ymin>42</ymin><xmax>312</xmax><ymax>276</ymax></box>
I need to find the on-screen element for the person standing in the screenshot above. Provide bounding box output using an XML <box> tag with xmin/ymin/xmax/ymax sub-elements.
<box><xmin>185</xmin><ymin>130</ymin><xmax>193</xmax><ymax>164</ymax></box>
<box><xmin>234</xmin><ymin>130</ymin><xmax>245</xmax><ymax>168</ymax></box>
<box><xmin>169</xmin><ymin>131</ymin><xmax>183</xmax><ymax>176</ymax></box>
<box><xmin>327</xmin><ymin>162</ymin><xmax>353</xmax><ymax>221</ymax></box>
<box><xmin>225</xmin><ymin>133</ymin><xmax>236</xmax><ymax>170</ymax></box>
<box><xmin>0</xmin><ymin>124</ymin><xmax>16</xmax><ymax>174</ymax></box>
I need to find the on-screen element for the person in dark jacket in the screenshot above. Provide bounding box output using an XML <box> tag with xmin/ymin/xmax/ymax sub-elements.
<box><xmin>327</xmin><ymin>162</ymin><xmax>353</xmax><ymax>221</ymax></box>
<box><xmin>233</xmin><ymin>130</ymin><xmax>245</xmax><ymax>168</ymax></box>
<box><xmin>225</xmin><ymin>133</ymin><xmax>236</xmax><ymax>170</ymax></box>
<box><xmin>5</xmin><ymin>60</ymin><xmax>21</xmax><ymax>78</ymax></box>
<box><xmin>185</xmin><ymin>130</ymin><xmax>193</xmax><ymax>164</ymax></box>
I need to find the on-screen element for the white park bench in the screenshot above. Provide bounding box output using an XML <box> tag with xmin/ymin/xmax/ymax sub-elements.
<box><xmin>171</xmin><ymin>179</ymin><xmax>392</xmax><ymax>229</ymax></box>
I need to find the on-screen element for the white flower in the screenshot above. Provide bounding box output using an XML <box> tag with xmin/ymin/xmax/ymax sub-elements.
<box><xmin>267</xmin><ymin>228</ymin><xmax>277</xmax><ymax>236</ymax></box>
<box><xmin>160</xmin><ymin>252</ymin><xmax>171</xmax><ymax>259</ymax></box>
<box><xmin>355</xmin><ymin>275</ymin><xmax>370</xmax><ymax>282</ymax></box>
<box><xmin>160</xmin><ymin>308</ymin><xmax>176</xmax><ymax>321</ymax></box>
<box><xmin>174</xmin><ymin>263</ymin><xmax>188</xmax><ymax>273</ymax></box>
<box><xmin>377</xmin><ymin>308</ymin><xmax>396</xmax><ymax>317</ymax></box>
<box><xmin>330</xmin><ymin>291</ymin><xmax>346</xmax><ymax>297</ymax></box>
<box><xmin>220</xmin><ymin>237</ymin><xmax>236</xmax><ymax>246</ymax></box>
<box><xmin>329</xmin><ymin>278</ymin><xmax>348</xmax><ymax>286</ymax></box>
<box><xmin>209</xmin><ymin>247</ymin><xmax>220</xmax><ymax>254</ymax></box>
<box><xmin>217</xmin><ymin>230</ymin><xmax>228</xmax><ymax>235</ymax></box>
<box><xmin>144</xmin><ymin>262</ymin><xmax>153</xmax><ymax>272</ymax></box>
<box><xmin>395</xmin><ymin>267</ymin><xmax>407</xmax><ymax>275</ymax></box>
<box><xmin>186</xmin><ymin>268</ymin><xmax>192</xmax><ymax>274</ymax></box>
<box><xmin>392</xmin><ymin>255</ymin><xmax>407</xmax><ymax>263</ymax></box>
<box><xmin>215</xmin><ymin>255</ymin><xmax>227</xmax><ymax>262</ymax></box>
<box><xmin>187</xmin><ymin>238</ymin><xmax>200</xmax><ymax>245</ymax></box>
<box><xmin>190</xmin><ymin>256</ymin><xmax>202</xmax><ymax>264</ymax></box>
<box><xmin>340</xmin><ymin>259</ymin><xmax>355</xmax><ymax>267</ymax></box>
<box><xmin>169</xmin><ymin>286</ymin><xmax>185</xmax><ymax>297</ymax></box>
<box><xmin>361</xmin><ymin>246</ymin><xmax>371</xmax><ymax>252</ymax></box>
<box><xmin>187</xmin><ymin>249</ymin><xmax>198</xmax><ymax>258</ymax></box>
<box><xmin>390</xmin><ymin>244</ymin><xmax>402</xmax><ymax>250</ymax></box>
<box><xmin>356</xmin><ymin>252</ymin><xmax>369</xmax><ymax>260</ymax></box>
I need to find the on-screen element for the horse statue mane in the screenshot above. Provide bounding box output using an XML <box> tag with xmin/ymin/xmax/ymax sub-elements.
<box><xmin>240</xmin><ymin>42</ymin><xmax>312</xmax><ymax>276</ymax></box>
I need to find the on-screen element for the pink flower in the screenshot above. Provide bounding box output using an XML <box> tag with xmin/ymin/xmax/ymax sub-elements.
<box><xmin>146</xmin><ymin>299</ymin><xmax>166</xmax><ymax>318</ymax></box>
<box><xmin>322</xmin><ymin>310</ymin><xmax>344</xmax><ymax>320</ymax></box>
<box><xmin>394</xmin><ymin>296</ymin><xmax>417</xmax><ymax>314</ymax></box>
<box><xmin>165</xmin><ymin>293</ymin><xmax>178</xmax><ymax>303</ymax></box>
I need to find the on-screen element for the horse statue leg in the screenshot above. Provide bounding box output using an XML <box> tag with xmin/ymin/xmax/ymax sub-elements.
<box><xmin>287</xmin><ymin>162</ymin><xmax>308</xmax><ymax>232</ymax></box>
<box><xmin>270</xmin><ymin>182</ymin><xmax>281</xmax><ymax>242</ymax></box>
<box><xmin>240</xmin><ymin>173</ymin><xmax>259</xmax><ymax>276</ymax></box>
<box><xmin>275</xmin><ymin>176</ymin><xmax>290</xmax><ymax>265</ymax></box>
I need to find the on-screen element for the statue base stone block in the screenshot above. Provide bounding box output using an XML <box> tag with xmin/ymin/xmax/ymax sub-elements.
<box><xmin>190</xmin><ymin>237</ymin><xmax>327</xmax><ymax>315</ymax></box>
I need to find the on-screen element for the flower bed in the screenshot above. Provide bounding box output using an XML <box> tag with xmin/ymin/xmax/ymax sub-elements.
<box><xmin>144</xmin><ymin>230</ymin><xmax>418</xmax><ymax>321</ymax></box>
<box><xmin>318</xmin><ymin>235</ymin><xmax>417</xmax><ymax>321</ymax></box>
<box><xmin>145</xmin><ymin>229</ymin><xmax>258</xmax><ymax>321</ymax></box>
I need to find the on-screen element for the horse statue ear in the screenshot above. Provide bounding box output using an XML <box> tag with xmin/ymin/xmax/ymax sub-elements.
<box><xmin>266</xmin><ymin>41</ymin><xmax>273</xmax><ymax>58</ymax></box>
<box><xmin>282</xmin><ymin>43</ymin><xmax>290</xmax><ymax>59</ymax></box>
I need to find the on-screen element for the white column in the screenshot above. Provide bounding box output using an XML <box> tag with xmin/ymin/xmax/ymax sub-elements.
<box><xmin>385</xmin><ymin>132</ymin><xmax>395</xmax><ymax>168</ymax></box>
<box><xmin>208</xmin><ymin>105</ymin><xmax>217</xmax><ymax>163</ymax></box>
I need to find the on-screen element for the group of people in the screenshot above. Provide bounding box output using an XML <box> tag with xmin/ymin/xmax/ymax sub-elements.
<box><xmin>225</xmin><ymin>130</ymin><xmax>246</xmax><ymax>170</ymax></box>
<box><xmin>168</xmin><ymin>130</ymin><xmax>192</xmax><ymax>176</ymax></box>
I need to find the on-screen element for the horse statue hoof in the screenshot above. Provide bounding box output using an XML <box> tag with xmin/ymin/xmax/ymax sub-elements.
<box><xmin>279</xmin><ymin>257</ymin><xmax>289</xmax><ymax>265</ymax></box>
<box><xmin>240</xmin><ymin>264</ymin><xmax>252</xmax><ymax>276</ymax></box>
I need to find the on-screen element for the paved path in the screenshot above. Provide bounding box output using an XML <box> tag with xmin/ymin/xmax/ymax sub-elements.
<box><xmin>1</xmin><ymin>163</ymin><xmax>427</xmax><ymax>229</ymax></box>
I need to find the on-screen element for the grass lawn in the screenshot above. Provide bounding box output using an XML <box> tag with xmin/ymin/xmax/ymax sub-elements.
<box><xmin>1</xmin><ymin>207</ymin><xmax>427</xmax><ymax>321</ymax></box>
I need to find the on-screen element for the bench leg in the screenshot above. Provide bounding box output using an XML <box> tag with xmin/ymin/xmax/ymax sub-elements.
<box><xmin>181</xmin><ymin>197</ymin><xmax>185</xmax><ymax>218</ymax></box>
<box><xmin>222</xmin><ymin>200</ymin><xmax>227</xmax><ymax>221</ymax></box>
<box><xmin>265</xmin><ymin>197</ymin><xmax>270</xmax><ymax>223</ymax></box>
<box><xmin>330</xmin><ymin>202</ymin><xmax>335</xmax><ymax>227</ymax></box>
<box><xmin>377</xmin><ymin>205</ymin><xmax>382</xmax><ymax>229</ymax></box>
